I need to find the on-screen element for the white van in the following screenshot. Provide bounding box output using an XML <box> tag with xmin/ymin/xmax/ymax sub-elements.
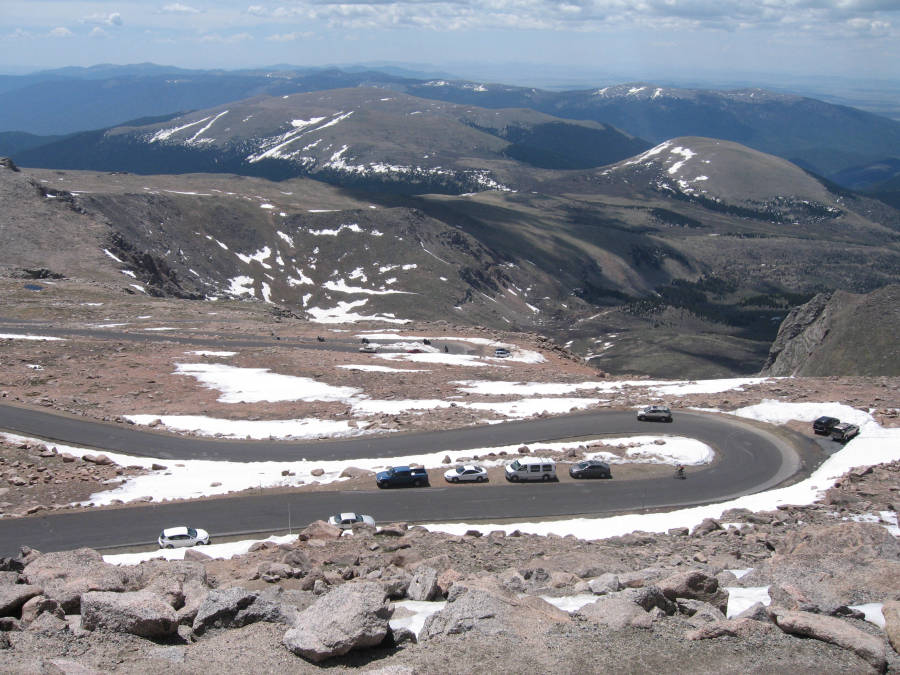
<box><xmin>505</xmin><ymin>457</ymin><xmax>556</xmax><ymax>482</ymax></box>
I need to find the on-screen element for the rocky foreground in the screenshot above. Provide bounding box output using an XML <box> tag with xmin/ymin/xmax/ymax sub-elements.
<box><xmin>0</xmin><ymin>461</ymin><xmax>898</xmax><ymax>673</ymax></box>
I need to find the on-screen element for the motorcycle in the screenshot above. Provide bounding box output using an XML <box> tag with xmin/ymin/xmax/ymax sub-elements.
<box><xmin>674</xmin><ymin>466</ymin><xmax>686</xmax><ymax>480</ymax></box>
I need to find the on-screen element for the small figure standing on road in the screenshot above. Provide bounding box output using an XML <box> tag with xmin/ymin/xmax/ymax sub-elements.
<box><xmin>675</xmin><ymin>464</ymin><xmax>686</xmax><ymax>480</ymax></box>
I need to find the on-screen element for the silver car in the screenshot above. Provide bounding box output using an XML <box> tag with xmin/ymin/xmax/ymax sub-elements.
<box><xmin>158</xmin><ymin>526</ymin><xmax>210</xmax><ymax>548</ymax></box>
<box><xmin>327</xmin><ymin>512</ymin><xmax>376</xmax><ymax>529</ymax></box>
<box><xmin>637</xmin><ymin>405</ymin><xmax>673</xmax><ymax>422</ymax></box>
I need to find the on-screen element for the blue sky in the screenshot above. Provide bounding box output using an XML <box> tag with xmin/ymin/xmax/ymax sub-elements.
<box><xmin>1</xmin><ymin>1</ymin><xmax>899</xmax><ymax>85</ymax></box>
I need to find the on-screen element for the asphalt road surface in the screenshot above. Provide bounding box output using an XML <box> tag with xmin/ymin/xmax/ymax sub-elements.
<box><xmin>0</xmin><ymin>403</ymin><xmax>818</xmax><ymax>557</ymax></box>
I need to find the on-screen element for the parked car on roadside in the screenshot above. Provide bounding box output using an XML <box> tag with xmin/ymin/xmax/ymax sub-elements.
<box><xmin>327</xmin><ymin>512</ymin><xmax>376</xmax><ymax>529</ymax></box>
<box><xmin>376</xmin><ymin>466</ymin><xmax>429</xmax><ymax>488</ymax></box>
<box><xmin>813</xmin><ymin>416</ymin><xmax>840</xmax><ymax>435</ymax></box>
<box><xmin>505</xmin><ymin>457</ymin><xmax>556</xmax><ymax>482</ymax></box>
<box><xmin>569</xmin><ymin>460</ymin><xmax>612</xmax><ymax>479</ymax></box>
<box><xmin>359</xmin><ymin>344</ymin><xmax>378</xmax><ymax>353</ymax></box>
<box><xmin>494</xmin><ymin>348</ymin><xmax>511</xmax><ymax>358</ymax></box>
<box><xmin>830</xmin><ymin>423</ymin><xmax>860</xmax><ymax>443</ymax></box>
<box><xmin>637</xmin><ymin>405</ymin><xmax>673</xmax><ymax>422</ymax></box>
<box><xmin>158</xmin><ymin>526</ymin><xmax>210</xmax><ymax>548</ymax></box>
<box><xmin>444</xmin><ymin>465</ymin><xmax>488</xmax><ymax>483</ymax></box>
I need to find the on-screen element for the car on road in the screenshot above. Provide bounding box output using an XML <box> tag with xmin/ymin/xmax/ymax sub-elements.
<box><xmin>327</xmin><ymin>512</ymin><xmax>376</xmax><ymax>529</ymax></box>
<box><xmin>158</xmin><ymin>526</ymin><xmax>210</xmax><ymax>548</ymax></box>
<box><xmin>813</xmin><ymin>416</ymin><xmax>840</xmax><ymax>435</ymax></box>
<box><xmin>359</xmin><ymin>344</ymin><xmax>378</xmax><ymax>353</ymax></box>
<box><xmin>494</xmin><ymin>348</ymin><xmax>511</xmax><ymax>358</ymax></box>
<box><xmin>444</xmin><ymin>465</ymin><xmax>488</xmax><ymax>483</ymax></box>
<box><xmin>569</xmin><ymin>460</ymin><xmax>612</xmax><ymax>479</ymax></box>
<box><xmin>637</xmin><ymin>405</ymin><xmax>673</xmax><ymax>422</ymax></box>
<box><xmin>830</xmin><ymin>423</ymin><xmax>860</xmax><ymax>443</ymax></box>
<box><xmin>376</xmin><ymin>466</ymin><xmax>430</xmax><ymax>488</ymax></box>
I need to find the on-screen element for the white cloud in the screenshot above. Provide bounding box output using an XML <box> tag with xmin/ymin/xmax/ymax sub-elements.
<box><xmin>7</xmin><ymin>28</ymin><xmax>32</xmax><ymax>39</ymax></box>
<box><xmin>89</xmin><ymin>26</ymin><xmax>108</xmax><ymax>38</ymax></box>
<box><xmin>846</xmin><ymin>16</ymin><xmax>892</xmax><ymax>35</ymax></box>
<box><xmin>162</xmin><ymin>2</ymin><xmax>201</xmax><ymax>14</ymax></box>
<box><xmin>265</xmin><ymin>31</ymin><xmax>311</xmax><ymax>42</ymax></box>
<box><xmin>48</xmin><ymin>27</ymin><xmax>74</xmax><ymax>38</ymax></box>
<box><xmin>82</xmin><ymin>12</ymin><xmax>123</xmax><ymax>26</ymax></box>
<box><xmin>199</xmin><ymin>32</ymin><xmax>254</xmax><ymax>43</ymax></box>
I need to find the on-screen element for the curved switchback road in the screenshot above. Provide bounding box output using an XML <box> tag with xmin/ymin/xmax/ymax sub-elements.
<box><xmin>0</xmin><ymin>403</ymin><xmax>820</xmax><ymax>557</ymax></box>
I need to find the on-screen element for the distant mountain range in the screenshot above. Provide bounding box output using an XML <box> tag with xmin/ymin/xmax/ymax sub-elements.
<box><xmin>11</xmin><ymin>88</ymin><xmax>649</xmax><ymax>193</ymax></box>
<box><xmin>2</xmin><ymin>65</ymin><xmax>900</xmax><ymax>189</ymax></box>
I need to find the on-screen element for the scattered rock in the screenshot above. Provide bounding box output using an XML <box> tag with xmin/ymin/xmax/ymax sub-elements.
<box><xmin>588</xmin><ymin>573</ymin><xmax>621</xmax><ymax>595</ymax></box>
<box><xmin>420</xmin><ymin>580</ymin><xmax>569</xmax><ymax>640</ymax></box>
<box><xmin>657</xmin><ymin>570</ymin><xmax>728</xmax><ymax>612</ymax></box>
<box><xmin>20</xmin><ymin>595</ymin><xmax>65</xmax><ymax>624</ymax></box>
<box><xmin>686</xmin><ymin>617</ymin><xmax>778</xmax><ymax>641</ymax></box>
<box><xmin>0</xmin><ymin>583</ymin><xmax>43</xmax><ymax>616</ymax></box>
<box><xmin>883</xmin><ymin>600</ymin><xmax>900</xmax><ymax>655</ymax></box>
<box><xmin>406</xmin><ymin>566</ymin><xmax>439</xmax><ymax>602</ymax></box>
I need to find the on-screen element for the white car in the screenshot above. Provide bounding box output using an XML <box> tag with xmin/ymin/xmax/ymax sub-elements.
<box><xmin>359</xmin><ymin>344</ymin><xmax>378</xmax><ymax>353</ymax></box>
<box><xmin>443</xmin><ymin>465</ymin><xmax>488</xmax><ymax>483</ymax></box>
<box><xmin>327</xmin><ymin>512</ymin><xmax>376</xmax><ymax>529</ymax></box>
<box><xmin>158</xmin><ymin>526</ymin><xmax>210</xmax><ymax>548</ymax></box>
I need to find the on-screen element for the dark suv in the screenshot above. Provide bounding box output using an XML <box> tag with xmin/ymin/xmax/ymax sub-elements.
<box><xmin>813</xmin><ymin>416</ymin><xmax>840</xmax><ymax>435</ymax></box>
<box><xmin>376</xmin><ymin>466</ymin><xmax>429</xmax><ymax>488</ymax></box>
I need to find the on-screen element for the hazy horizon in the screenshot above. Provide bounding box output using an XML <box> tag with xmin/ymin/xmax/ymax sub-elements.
<box><xmin>2</xmin><ymin>1</ymin><xmax>898</xmax><ymax>84</ymax></box>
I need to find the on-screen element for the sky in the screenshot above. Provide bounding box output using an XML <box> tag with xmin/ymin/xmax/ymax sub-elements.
<box><xmin>1</xmin><ymin>1</ymin><xmax>899</xmax><ymax>86</ymax></box>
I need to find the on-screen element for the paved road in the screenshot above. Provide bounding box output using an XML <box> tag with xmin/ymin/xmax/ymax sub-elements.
<box><xmin>0</xmin><ymin>403</ymin><xmax>817</xmax><ymax>557</ymax></box>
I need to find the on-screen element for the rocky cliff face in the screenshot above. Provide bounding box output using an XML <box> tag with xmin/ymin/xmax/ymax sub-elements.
<box><xmin>761</xmin><ymin>285</ymin><xmax>900</xmax><ymax>376</ymax></box>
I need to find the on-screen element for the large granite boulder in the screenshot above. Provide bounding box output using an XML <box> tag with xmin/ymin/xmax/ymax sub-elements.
<box><xmin>300</xmin><ymin>521</ymin><xmax>343</xmax><ymax>541</ymax></box>
<box><xmin>576</xmin><ymin>596</ymin><xmax>654</xmax><ymax>630</ymax></box>
<box><xmin>23</xmin><ymin>549</ymin><xmax>138</xmax><ymax>612</ymax></box>
<box><xmin>283</xmin><ymin>581</ymin><xmax>392</xmax><ymax>662</ymax></box>
<box><xmin>769</xmin><ymin>607</ymin><xmax>886</xmax><ymax>671</ymax></box>
<box><xmin>192</xmin><ymin>587</ymin><xmax>297</xmax><ymax>636</ymax></box>
<box><xmin>80</xmin><ymin>590</ymin><xmax>178</xmax><ymax>638</ymax></box>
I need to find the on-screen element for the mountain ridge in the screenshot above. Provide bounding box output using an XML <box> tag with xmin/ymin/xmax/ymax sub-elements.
<box><xmin>2</xmin><ymin>66</ymin><xmax>899</xmax><ymax>185</ymax></box>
